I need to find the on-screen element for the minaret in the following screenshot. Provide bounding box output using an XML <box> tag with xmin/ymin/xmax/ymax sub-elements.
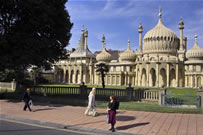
<box><xmin>158</xmin><ymin>8</ymin><xmax>162</xmax><ymax>23</ymax></box>
<box><xmin>178</xmin><ymin>17</ymin><xmax>186</xmax><ymax>62</ymax></box>
<box><xmin>128</xmin><ymin>40</ymin><xmax>130</xmax><ymax>49</ymax></box>
<box><xmin>195</xmin><ymin>34</ymin><xmax>198</xmax><ymax>43</ymax></box>
<box><xmin>102</xmin><ymin>34</ymin><xmax>106</xmax><ymax>51</ymax></box>
<box><xmin>138</xmin><ymin>24</ymin><xmax>143</xmax><ymax>52</ymax></box>
<box><xmin>81</xmin><ymin>24</ymin><xmax>85</xmax><ymax>34</ymax></box>
<box><xmin>179</xmin><ymin>17</ymin><xmax>184</xmax><ymax>50</ymax></box>
<box><xmin>84</xmin><ymin>28</ymin><xmax>88</xmax><ymax>50</ymax></box>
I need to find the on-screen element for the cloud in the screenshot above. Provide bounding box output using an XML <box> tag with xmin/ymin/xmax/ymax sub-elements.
<box><xmin>66</xmin><ymin>0</ymin><xmax>203</xmax><ymax>51</ymax></box>
<box><xmin>66</xmin><ymin>0</ymin><xmax>157</xmax><ymax>21</ymax></box>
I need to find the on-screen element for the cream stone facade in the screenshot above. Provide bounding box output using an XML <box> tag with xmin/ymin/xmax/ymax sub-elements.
<box><xmin>185</xmin><ymin>35</ymin><xmax>203</xmax><ymax>88</ymax></box>
<box><xmin>53</xmin><ymin>9</ymin><xmax>203</xmax><ymax>88</ymax></box>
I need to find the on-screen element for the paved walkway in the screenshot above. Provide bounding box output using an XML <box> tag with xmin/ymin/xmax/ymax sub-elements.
<box><xmin>0</xmin><ymin>100</ymin><xmax>203</xmax><ymax>135</ymax></box>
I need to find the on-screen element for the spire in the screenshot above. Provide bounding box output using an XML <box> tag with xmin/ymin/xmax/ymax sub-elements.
<box><xmin>159</xmin><ymin>8</ymin><xmax>162</xmax><ymax>19</ymax></box>
<box><xmin>128</xmin><ymin>40</ymin><xmax>130</xmax><ymax>50</ymax></box>
<box><xmin>195</xmin><ymin>34</ymin><xmax>198</xmax><ymax>42</ymax></box>
<box><xmin>158</xmin><ymin>8</ymin><xmax>162</xmax><ymax>25</ymax></box>
<box><xmin>102</xmin><ymin>34</ymin><xmax>106</xmax><ymax>50</ymax></box>
<box><xmin>84</xmin><ymin>28</ymin><xmax>88</xmax><ymax>50</ymax></box>
<box><xmin>179</xmin><ymin>17</ymin><xmax>184</xmax><ymax>29</ymax></box>
<box><xmin>81</xmin><ymin>24</ymin><xmax>84</xmax><ymax>33</ymax></box>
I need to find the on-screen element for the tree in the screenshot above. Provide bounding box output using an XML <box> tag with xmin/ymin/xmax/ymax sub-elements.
<box><xmin>96</xmin><ymin>63</ymin><xmax>109</xmax><ymax>88</ymax></box>
<box><xmin>0</xmin><ymin>0</ymin><xmax>73</xmax><ymax>81</ymax></box>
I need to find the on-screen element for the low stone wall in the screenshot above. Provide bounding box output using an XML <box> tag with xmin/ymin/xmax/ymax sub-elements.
<box><xmin>0</xmin><ymin>80</ymin><xmax>16</xmax><ymax>91</ymax></box>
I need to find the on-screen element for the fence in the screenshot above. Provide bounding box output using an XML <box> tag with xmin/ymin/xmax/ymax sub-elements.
<box><xmin>31</xmin><ymin>85</ymin><xmax>161</xmax><ymax>102</ymax></box>
<box><xmin>0</xmin><ymin>80</ymin><xmax>16</xmax><ymax>91</ymax></box>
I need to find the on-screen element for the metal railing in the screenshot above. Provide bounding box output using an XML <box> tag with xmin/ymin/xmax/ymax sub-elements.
<box><xmin>30</xmin><ymin>85</ymin><xmax>160</xmax><ymax>102</ymax></box>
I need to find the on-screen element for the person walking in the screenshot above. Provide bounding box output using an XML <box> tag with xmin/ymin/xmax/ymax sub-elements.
<box><xmin>23</xmin><ymin>88</ymin><xmax>32</xmax><ymax>112</ymax></box>
<box><xmin>84</xmin><ymin>88</ymin><xmax>97</xmax><ymax>116</ymax></box>
<box><xmin>107</xmin><ymin>96</ymin><xmax>118</xmax><ymax>132</ymax></box>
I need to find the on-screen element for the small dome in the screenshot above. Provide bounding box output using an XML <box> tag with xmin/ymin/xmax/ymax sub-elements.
<box><xmin>119</xmin><ymin>40</ymin><xmax>136</xmax><ymax>62</ymax></box>
<box><xmin>143</xmin><ymin>9</ymin><xmax>179</xmax><ymax>55</ymax></box>
<box><xmin>186</xmin><ymin>35</ymin><xmax>203</xmax><ymax>60</ymax></box>
<box><xmin>179</xmin><ymin>19</ymin><xmax>184</xmax><ymax>26</ymax></box>
<box><xmin>96</xmin><ymin>35</ymin><xmax>112</xmax><ymax>63</ymax></box>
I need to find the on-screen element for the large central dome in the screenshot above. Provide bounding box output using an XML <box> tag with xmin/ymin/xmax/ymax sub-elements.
<box><xmin>143</xmin><ymin>10</ymin><xmax>179</xmax><ymax>55</ymax></box>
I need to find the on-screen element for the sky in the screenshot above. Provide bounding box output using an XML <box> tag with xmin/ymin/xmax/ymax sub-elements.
<box><xmin>65</xmin><ymin>0</ymin><xmax>203</xmax><ymax>53</ymax></box>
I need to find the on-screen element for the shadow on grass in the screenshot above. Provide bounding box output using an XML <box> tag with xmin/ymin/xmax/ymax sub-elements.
<box><xmin>116</xmin><ymin>122</ymin><xmax>150</xmax><ymax>130</ymax></box>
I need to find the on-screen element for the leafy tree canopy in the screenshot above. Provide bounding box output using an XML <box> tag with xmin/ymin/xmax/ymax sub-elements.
<box><xmin>0</xmin><ymin>0</ymin><xmax>73</xmax><ymax>81</ymax></box>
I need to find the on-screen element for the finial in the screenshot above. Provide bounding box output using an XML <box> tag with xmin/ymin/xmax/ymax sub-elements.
<box><xmin>138</xmin><ymin>23</ymin><xmax>143</xmax><ymax>33</ymax></box>
<box><xmin>138</xmin><ymin>23</ymin><xmax>143</xmax><ymax>29</ymax></box>
<box><xmin>82</xmin><ymin>24</ymin><xmax>84</xmax><ymax>30</ymax></box>
<box><xmin>179</xmin><ymin>17</ymin><xmax>184</xmax><ymax>27</ymax></box>
<box><xmin>195</xmin><ymin>34</ymin><xmax>198</xmax><ymax>42</ymax></box>
<box><xmin>81</xmin><ymin>24</ymin><xmax>85</xmax><ymax>33</ymax></box>
<box><xmin>159</xmin><ymin>8</ymin><xmax>162</xmax><ymax>19</ymax></box>
<box><xmin>102</xmin><ymin>34</ymin><xmax>105</xmax><ymax>42</ymax></box>
<box><xmin>85</xmin><ymin>28</ymin><xmax>88</xmax><ymax>36</ymax></box>
<box><xmin>102</xmin><ymin>34</ymin><xmax>105</xmax><ymax>50</ymax></box>
<box><xmin>128</xmin><ymin>40</ymin><xmax>130</xmax><ymax>49</ymax></box>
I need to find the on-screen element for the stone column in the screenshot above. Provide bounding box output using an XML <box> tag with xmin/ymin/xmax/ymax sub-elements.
<box><xmin>146</xmin><ymin>63</ymin><xmax>149</xmax><ymax>87</ymax></box>
<box><xmin>192</xmin><ymin>75</ymin><xmax>194</xmax><ymax>88</ymax></box>
<box><xmin>68</xmin><ymin>66</ymin><xmax>71</xmax><ymax>83</ymax></box>
<box><xmin>156</xmin><ymin>63</ymin><xmax>159</xmax><ymax>87</ymax></box>
<box><xmin>120</xmin><ymin>75</ymin><xmax>122</xmax><ymax>85</ymax></box>
<box><xmin>139</xmin><ymin>64</ymin><xmax>142</xmax><ymax>86</ymax></box>
<box><xmin>135</xmin><ymin>66</ymin><xmax>138</xmax><ymax>86</ymax></box>
<box><xmin>58</xmin><ymin>71</ymin><xmax>61</xmax><ymax>83</ymax></box>
<box><xmin>63</xmin><ymin>68</ymin><xmax>66</xmax><ymax>83</ymax></box>
<box><xmin>166</xmin><ymin>63</ymin><xmax>170</xmax><ymax>87</ymax></box>
<box><xmin>89</xmin><ymin>65</ymin><xmax>92</xmax><ymax>84</ymax></box>
<box><xmin>185</xmin><ymin>75</ymin><xmax>188</xmax><ymax>87</ymax></box>
<box><xmin>125</xmin><ymin>74</ymin><xmax>128</xmax><ymax>86</ymax></box>
<box><xmin>110</xmin><ymin>75</ymin><xmax>112</xmax><ymax>85</ymax></box>
<box><xmin>195</xmin><ymin>76</ymin><xmax>198</xmax><ymax>88</ymax></box>
<box><xmin>54</xmin><ymin>69</ymin><xmax>57</xmax><ymax>83</ymax></box>
<box><xmin>176</xmin><ymin>64</ymin><xmax>179</xmax><ymax>87</ymax></box>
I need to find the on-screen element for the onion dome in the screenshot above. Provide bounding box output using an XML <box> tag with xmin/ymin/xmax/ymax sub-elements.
<box><xmin>179</xmin><ymin>17</ymin><xmax>184</xmax><ymax>29</ymax></box>
<box><xmin>96</xmin><ymin>35</ymin><xmax>112</xmax><ymax>63</ymax></box>
<box><xmin>186</xmin><ymin>35</ymin><xmax>203</xmax><ymax>60</ymax></box>
<box><xmin>138</xmin><ymin>24</ymin><xmax>143</xmax><ymax>33</ymax></box>
<box><xmin>143</xmin><ymin>9</ymin><xmax>179</xmax><ymax>55</ymax></box>
<box><xmin>119</xmin><ymin>40</ymin><xmax>136</xmax><ymax>62</ymax></box>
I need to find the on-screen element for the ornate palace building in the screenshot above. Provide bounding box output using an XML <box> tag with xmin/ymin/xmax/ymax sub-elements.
<box><xmin>53</xmin><ymin>9</ymin><xmax>203</xmax><ymax>88</ymax></box>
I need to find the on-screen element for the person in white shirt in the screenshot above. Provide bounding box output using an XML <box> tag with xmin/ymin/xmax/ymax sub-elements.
<box><xmin>84</xmin><ymin>88</ymin><xmax>97</xmax><ymax>116</ymax></box>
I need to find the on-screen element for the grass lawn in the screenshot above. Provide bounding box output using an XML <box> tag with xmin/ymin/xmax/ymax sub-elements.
<box><xmin>0</xmin><ymin>89</ymin><xmax>14</xmax><ymax>93</ymax></box>
<box><xmin>97</xmin><ymin>101</ymin><xmax>203</xmax><ymax>114</ymax></box>
<box><xmin>166</xmin><ymin>88</ymin><xmax>197</xmax><ymax>96</ymax></box>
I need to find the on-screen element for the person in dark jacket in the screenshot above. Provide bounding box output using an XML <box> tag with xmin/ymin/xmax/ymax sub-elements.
<box><xmin>23</xmin><ymin>88</ymin><xmax>32</xmax><ymax>112</ymax></box>
<box><xmin>107</xmin><ymin>96</ymin><xmax>117</xmax><ymax>132</ymax></box>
